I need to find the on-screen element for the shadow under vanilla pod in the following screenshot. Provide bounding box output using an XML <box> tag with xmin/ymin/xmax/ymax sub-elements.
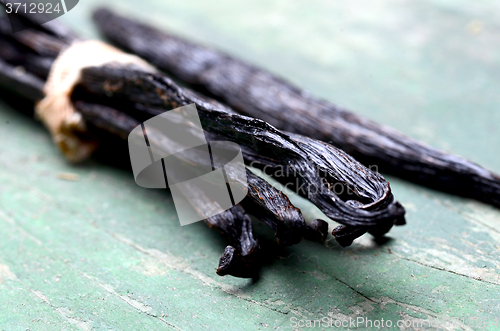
<box><xmin>90</xmin><ymin>8</ymin><xmax>500</xmax><ymax>209</ymax></box>
<box><xmin>0</xmin><ymin>10</ymin><xmax>405</xmax><ymax>277</ymax></box>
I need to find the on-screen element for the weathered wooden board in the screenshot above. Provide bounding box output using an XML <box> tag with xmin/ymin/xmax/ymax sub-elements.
<box><xmin>1</xmin><ymin>0</ymin><xmax>499</xmax><ymax>330</ymax></box>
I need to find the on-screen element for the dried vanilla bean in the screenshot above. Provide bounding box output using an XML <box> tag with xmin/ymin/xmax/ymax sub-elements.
<box><xmin>76</xmin><ymin>66</ymin><xmax>405</xmax><ymax>232</ymax></box>
<box><xmin>205</xmin><ymin>206</ymin><xmax>260</xmax><ymax>277</ymax></box>
<box><xmin>72</xmin><ymin>98</ymin><xmax>324</xmax><ymax>247</ymax></box>
<box><xmin>0</xmin><ymin>58</ymin><xmax>44</xmax><ymax>101</ymax></box>
<box><xmin>0</xmin><ymin>22</ymin><xmax>328</xmax><ymax>276</ymax></box>
<box><xmin>92</xmin><ymin>8</ymin><xmax>500</xmax><ymax>208</ymax></box>
<box><xmin>0</xmin><ymin>19</ymin><xmax>404</xmax><ymax>245</ymax></box>
<box><xmin>0</xmin><ymin>27</ymin><xmax>330</xmax><ymax>251</ymax></box>
<box><xmin>0</xmin><ymin>12</ymin><xmax>405</xmax><ymax>253</ymax></box>
<box><xmin>0</xmin><ymin>57</ymin><xmax>264</xmax><ymax>277</ymax></box>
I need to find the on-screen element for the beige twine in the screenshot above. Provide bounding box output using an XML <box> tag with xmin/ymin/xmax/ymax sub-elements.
<box><xmin>35</xmin><ymin>40</ymin><xmax>156</xmax><ymax>162</ymax></box>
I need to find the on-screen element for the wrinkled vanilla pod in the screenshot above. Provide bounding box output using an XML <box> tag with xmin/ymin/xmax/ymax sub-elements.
<box><xmin>0</xmin><ymin>12</ymin><xmax>404</xmax><ymax>251</ymax></box>
<box><xmin>0</xmin><ymin>57</ymin><xmax>264</xmax><ymax>277</ymax></box>
<box><xmin>58</xmin><ymin>97</ymin><xmax>314</xmax><ymax>275</ymax></box>
<box><xmin>72</xmin><ymin>99</ymin><xmax>322</xmax><ymax>247</ymax></box>
<box><xmin>205</xmin><ymin>206</ymin><xmax>260</xmax><ymax>277</ymax></box>
<box><xmin>76</xmin><ymin>66</ymin><xmax>405</xmax><ymax>235</ymax></box>
<box><xmin>0</xmin><ymin>14</ymin><xmax>331</xmax><ymax>248</ymax></box>
<box><xmin>0</xmin><ymin>21</ymin><xmax>404</xmax><ymax>245</ymax></box>
<box><xmin>92</xmin><ymin>8</ymin><xmax>500</xmax><ymax>208</ymax></box>
<box><xmin>0</xmin><ymin>32</ymin><xmax>330</xmax><ymax>279</ymax></box>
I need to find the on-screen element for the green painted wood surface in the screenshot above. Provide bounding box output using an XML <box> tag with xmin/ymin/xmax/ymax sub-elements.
<box><xmin>1</xmin><ymin>0</ymin><xmax>500</xmax><ymax>330</ymax></box>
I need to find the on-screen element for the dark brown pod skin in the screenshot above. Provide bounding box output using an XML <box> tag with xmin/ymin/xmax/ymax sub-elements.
<box><xmin>0</xmin><ymin>44</ymin><xmax>326</xmax><ymax>278</ymax></box>
<box><xmin>0</xmin><ymin>61</ymin><xmax>262</xmax><ymax>278</ymax></box>
<box><xmin>71</xmin><ymin>99</ymin><xmax>326</xmax><ymax>247</ymax></box>
<box><xmin>0</xmin><ymin>13</ymin><xmax>404</xmax><ymax>242</ymax></box>
<box><xmin>0</xmin><ymin>53</ymin><xmax>328</xmax><ymax>279</ymax></box>
<box><xmin>0</xmin><ymin>13</ymin><xmax>329</xmax><ymax>247</ymax></box>
<box><xmin>0</xmin><ymin>12</ymin><xmax>402</xmax><ymax>264</ymax></box>
<box><xmin>69</xmin><ymin>101</ymin><xmax>320</xmax><ymax>275</ymax></box>
<box><xmin>217</xmin><ymin>245</ymin><xmax>259</xmax><ymax>278</ymax></box>
<box><xmin>206</xmin><ymin>206</ymin><xmax>260</xmax><ymax>278</ymax></box>
<box><xmin>0</xmin><ymin>58</ymin><xmax>44</xmax><ymax>102</ymax></box>
<box><xmin>75</xmin><ymin>66</ymin><xmax>405</xmax><ymax>232</ymax></box>
<box><xmin>0</xmin><ymin>15</ymin><xmax>329</xmax><ymax>278</ymax></box>
<box><xmin>92</xmin><ymin>8</ymin><xmax>500</xmax><ymax>208</ymax></box>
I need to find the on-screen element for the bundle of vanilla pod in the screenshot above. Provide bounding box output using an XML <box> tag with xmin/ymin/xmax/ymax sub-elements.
<box><xmin>1</xmin><ymin>5</ymin><xmax>499</xmax><ymax>278</ymax></box>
